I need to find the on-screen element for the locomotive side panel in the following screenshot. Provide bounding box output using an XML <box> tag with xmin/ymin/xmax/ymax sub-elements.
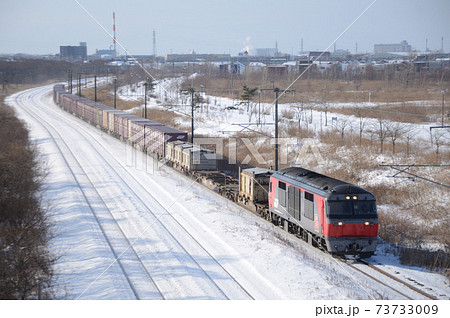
<box><xmin>270</xmin><ymin>177</ymin><xmax>318</xmax><ymax>234</ymax></box>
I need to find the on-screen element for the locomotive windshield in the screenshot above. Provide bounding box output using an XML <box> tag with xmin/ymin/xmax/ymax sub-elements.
<box><xmin>327</xmin><ymin>200</ymin><xmax>377</xmax><ymax>218</ymax></box>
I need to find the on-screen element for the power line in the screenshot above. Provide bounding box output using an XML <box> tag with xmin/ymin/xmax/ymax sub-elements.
<box><xmin>380</xmin><ymin>164</ymin><xmax>450</xmax><ymax>188</ymax></box>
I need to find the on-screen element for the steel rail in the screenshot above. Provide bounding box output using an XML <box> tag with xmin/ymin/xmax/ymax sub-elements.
<box><xmin>359</xmin><ymin>259</ymin><xmax>438</xmax><ymax>300</ymax></box>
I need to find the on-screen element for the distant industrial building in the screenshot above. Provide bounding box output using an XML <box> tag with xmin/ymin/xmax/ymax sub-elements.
<box><xmin>253</xmin><ymin>48</ymin><xmax>278</xmax><ymax>57</ymax></box>
<box><xmin>60</xmin><ymin>42</ymin><xmax>87</xmax><ymax>61</ymax></box>
<box><xmin>164</xmin><ymin>53</ymin><xmax>230</xmax><ymax>62</ymax></box>
<box><xmin>309</xmin><ymin>51</ymin><xmax>331</xmax><ymax>61</ymax></box>
<box><xmin>95</xmin><ymin>49</ymin><xmax>116</xmax><ymax>60</ymax></box>
<box><xmin>374</xmin><ymin>40</ymin><xmax>411</xmax><ymax>54</ymax></box>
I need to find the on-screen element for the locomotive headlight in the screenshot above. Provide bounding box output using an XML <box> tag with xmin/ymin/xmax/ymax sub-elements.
<box><xmin>345</xmin><ymin>196</ymin><xmax>350</xmax><ymax>200</ymax></box>
<box><xmin>337</xmin><ymin>222</ymin><xmax>343</xmax><ymax>226</ymax></box>
<box><xmin>364</xmin><ymin>221</ymin><xmax>373</xmax><ymax>226</ymax></box>
<box><xmin>353</xmin><ymin>196</ymin><xmax>357</xmax><ymax>200</ymax></box>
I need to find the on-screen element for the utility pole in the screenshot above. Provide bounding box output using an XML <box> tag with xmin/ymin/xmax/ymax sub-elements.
<box><xmin>274</xmin><ymin>88</ymin><xmax>280</xmax><ymax>170</ymax></box>
<box><xmin>260</xmin><ymin>87</ymin><xmax>295</xmax><ymax>171</ymax></box>
<box><xmin>258</xmin><ymin>90</ymin><xmax>261</xmax><ymax>127</ymax></box>
<box><xmin>190</xmin><ymin>89</ymin><xmax>194</xmax><ymax>143</ymax></box>
<box><xmin>442</xmin><ymin>89</ymin><xmax>446</xmax><ymax>127</ymax></box>
<box><xmin>69</xmin><ymin>71</ymin><xmax>73</xmax><ymax>94</ymax></box>
<box><xmin>94</xmin><ymin>75</ymin><xmax>97</xmax><ymax>102</ymax></box>
<box><xmin>67</xmin><ymin>71</ymin><xmax>70</xmax><ymax>93</ymax></box>
<box><xmin>143</xmin><ymin>82</ymin><xmax>148</xmax><ymax>119</ymax></box>
<box><xmin>113</xmin><ymin>78</ymin><xmax>117</xmax><ymax>109</ymax></box>
<box><xmin>181</xmin><ymin>87</ymin><xmax>205</xmax><ymax>143</ymax></box>
<box><xmin>78</xmin><ymin>73</ymin><xmax>82</xmax><ymax>97</ymax></box>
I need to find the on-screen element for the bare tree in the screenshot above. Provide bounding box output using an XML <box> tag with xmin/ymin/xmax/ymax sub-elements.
<box><xmin>403</xmin><ymin>124</ymin><xmax>418</xmax><ymax>157</ymax></box>
<box><xmin>319</xmin><ymin>86</ymin><xmax>330</xmax><ymax>127</ymax></box>
<box><xmin>354</xmin><ymin>108</ymin><xmax>368</xmax><ymax>147</ymax></box>
<box><xmin>386</xmin><ymin>122</ymin><xmax>407</xmax><ymax>155</ymax></box>
<box><xmin>354</xmin><ymin>79</ymin><xmax>362</xmax><ymax>91</ymax></box>
<box><xmin>373</xmin><ymin>118</ymin><xmax>389</xmax><ymax>153</ymax></box>
<box><xmin>430</xmin><ymin>128</ymin><xmax>450</xmax><ymax>162</ymax></box>
<box><xmin>335</xmin><ymin>118</ymin><xmax>352</xmax><ymax>142</ymax></box>
<box><xmin>398</xmin><ymin>62</ymin><xmax>415</xmax><ymax>88</ymax></box>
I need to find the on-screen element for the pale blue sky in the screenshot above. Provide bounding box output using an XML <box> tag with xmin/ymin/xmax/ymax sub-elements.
<box><xmin>1</xmin><ymin>0</ymin><xmax>449</xmax><ymax>55</ymax></box>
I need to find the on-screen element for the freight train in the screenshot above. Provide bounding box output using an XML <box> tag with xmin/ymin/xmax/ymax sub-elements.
<box><xmin>53</xmin><ymin>84</ymin><xmax>379</xmax><ymax>258</ymax></box>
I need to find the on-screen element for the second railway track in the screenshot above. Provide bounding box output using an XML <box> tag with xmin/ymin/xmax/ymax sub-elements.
<box><xmin>13</xmin><ymin>85</ymin><xmax>255</xmax><ymax>300</ymax></box>
<box><xmin>13</xmin><ymin>88</ymin><xmax>165</xmax><ymax>300</ymax></box>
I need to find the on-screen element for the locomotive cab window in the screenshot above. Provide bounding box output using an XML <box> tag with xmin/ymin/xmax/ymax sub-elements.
<box><xmin>328</xmin><ymin>200</ymin><xmax>377</xmax><ymax>218</ymax></box>
<box><xmin>353</xmin><ymin>200</ymin><xmax>377</xmax><ymax>216</ymax></box>
<box><xmin>328</xmin><ymin>201</ymin><xmax>352</xmax><ymax>216</ymax></box>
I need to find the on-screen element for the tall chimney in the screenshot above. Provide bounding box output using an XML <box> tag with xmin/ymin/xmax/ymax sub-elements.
<box><xmin>113</xmin><ymin>12</ymin><xmax>116</xmax><ymax>57</ymax></box>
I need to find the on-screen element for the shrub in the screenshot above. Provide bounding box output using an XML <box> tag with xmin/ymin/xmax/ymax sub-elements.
<box><xmin>0</xmin><ymin>99</ymin><xmax>55</xmax><ymax>299</ymax></box>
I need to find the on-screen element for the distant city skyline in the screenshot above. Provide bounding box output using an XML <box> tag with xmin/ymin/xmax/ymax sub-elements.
<box><xmin>1</xmin><ymin>0</ymin><xmax>449</xmax><ymax>56</ymax></box>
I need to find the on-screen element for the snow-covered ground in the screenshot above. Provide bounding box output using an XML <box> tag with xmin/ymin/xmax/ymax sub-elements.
<box><xmin>118</xmin><ymin>77</ymin><xmax>442</xmax><ymax>142</ymax></box>
<box><xmin>5</xmin><ymin>84</ymin><xmax>449</xmax><ymax>300</ymax></box>
<box><xmin>119</xmin><ymin>77</ymin><xmax>450</xmax><ymax>195</ymax></box>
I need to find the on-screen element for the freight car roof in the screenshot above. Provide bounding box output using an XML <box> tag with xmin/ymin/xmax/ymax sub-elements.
<box><xmin>274</xmin><ymin>167</ymin><xmax>370</xmax><ymax>196</ymax></box>
<box><xmin>242</xmin><ymin>167</ymin><xmax>273</xmax><ymax>177</ymax></box>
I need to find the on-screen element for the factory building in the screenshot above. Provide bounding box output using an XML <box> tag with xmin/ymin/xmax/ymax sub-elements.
<box><xmin>60</xmin><ymin>42</ymin><xmax>87</xmax><ymax>61</ymax></box>
<box><xmin>374</xmin><ymin>40</ymin><xmax>411</xmax><ymax>54</ymax></box>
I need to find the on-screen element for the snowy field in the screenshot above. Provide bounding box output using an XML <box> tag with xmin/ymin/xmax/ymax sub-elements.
<box><xmin>5</xmin><ymin>84</ymin><xmax>449</xmax><ymax>301</ymax></box>
<box><xmin>119</xmin><ymin>76</ymin><xmax>437</xmax><ymax>142</ymax></box>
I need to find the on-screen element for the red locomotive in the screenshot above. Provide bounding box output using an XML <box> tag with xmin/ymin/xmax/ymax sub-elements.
<box><xmin>269</xmin><ymin>167</ymin><xmax>378</xmax><ymax>258</ymax></box>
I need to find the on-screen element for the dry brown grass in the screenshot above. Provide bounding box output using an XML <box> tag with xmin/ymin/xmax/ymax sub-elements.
<box><xmin>191</xmin><ymin>74</ymin><xmax>448</xmax><ymax>104</ymax></box>
<box><xmin>82</xmin><ymin>85</ymin><xmax>183</xmax><ymax>127</ymax></box>
<box><xmin>192</xmin><ymin>75</ymin><xmax>450</xmax><ymax>137</ymax></box>
<box><xmin>81</xmin><ymin>85</ymin><xmax>141</xmax><ymax>111</ymax></box>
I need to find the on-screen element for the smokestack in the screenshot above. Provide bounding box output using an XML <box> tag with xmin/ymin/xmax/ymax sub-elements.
<box><xmin>153</xmin><ymin>30</ymin><xmax>156</xmax><ymax>58</ymax></box>
<box><xmin>113</xmin><ymin>12</ymin><xmax>116</xmax><ymax>57</ymax></box>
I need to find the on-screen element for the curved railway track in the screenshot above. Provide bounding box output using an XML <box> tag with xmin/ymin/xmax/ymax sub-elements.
<box><xmin>346</xmin><ymin>259</ymin><xmax>439</xmax><ymax>300</ymax></box>
<box><xmin>12</xmin><ymin>88</ymin><xmax>165</xmax><ymax>300</ymax></box>
<box><xmin>11</xmin><ymin>85</ymin><xmax>255</xmax><ymax>300</ymax></box>
<box><xmin>358</xmin><ymin>259</ymin><xmax>438</xmax><ymax>300</ymax></box>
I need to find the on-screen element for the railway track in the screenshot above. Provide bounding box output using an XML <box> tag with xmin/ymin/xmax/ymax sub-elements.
<box><xmin>346</xmin><ymin>259</ymin><xmax>439</xmax><ymax>300</ymax></box>
<box><xmin>12</xmin><ymin>88</ymin><xmax>165</xmax><ymax>300</ymax></box>
<box><xmin>359</xmin><ymin>259</ymin><xmax>438</xmax><ymax>300</ymax></box>
<box><xmin>71</xmin><ymin>117</ymin><xmax>255</xmax><ymax>300</ymax></box>
<box><xmin>12</xmin><ymin>85</ymin><xmax>255</xmax><ymax>300</ymax></box>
